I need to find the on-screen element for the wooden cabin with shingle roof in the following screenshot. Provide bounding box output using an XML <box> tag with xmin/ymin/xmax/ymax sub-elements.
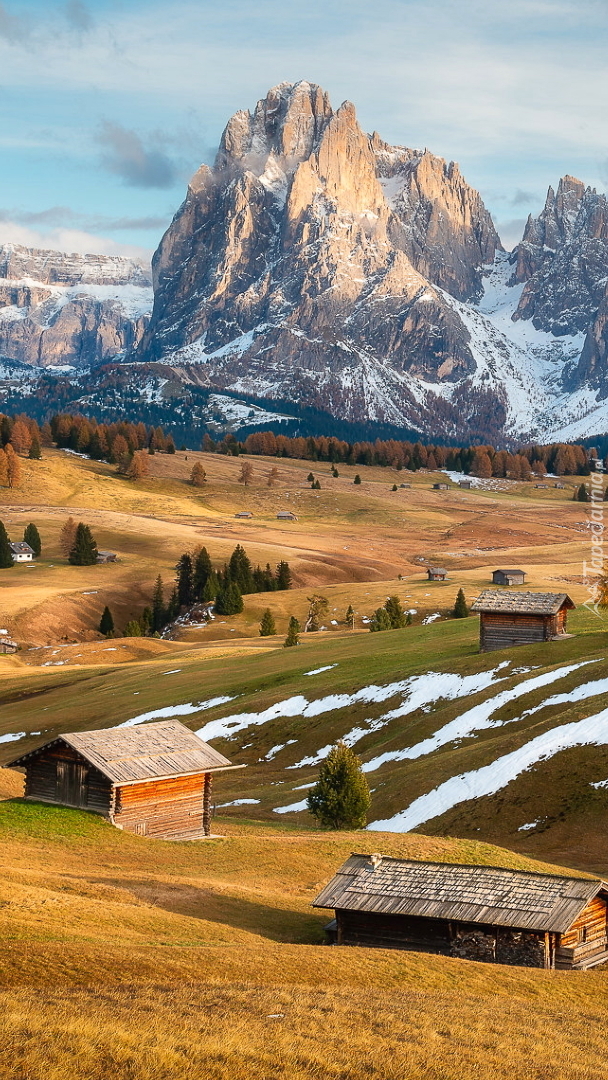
<box><xmin>470</xmin><ymin>590</ymin><xmax>575</xmax><ymax>652</ymax></box>
<box><xmin>4</xmin><ymin>720</ymin><xmax>242</xmax><ymax>839</ymax></box>
<box><xmin>313</xmin><ymin>854</ymin><xmax>608</xmax><ymax>969</ymax></box>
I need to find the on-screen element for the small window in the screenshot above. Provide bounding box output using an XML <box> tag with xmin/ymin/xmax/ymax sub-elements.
<box><xmin>581</xmin><ymin>927</ymin><xmax>588</xmax><ymax>944</ymax></box>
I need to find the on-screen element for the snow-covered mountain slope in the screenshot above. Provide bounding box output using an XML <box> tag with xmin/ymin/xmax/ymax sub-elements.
<box><xmin>0</xmin><ymin>244</ymin><xmax>153</xmax><ymax>368</ymax></box>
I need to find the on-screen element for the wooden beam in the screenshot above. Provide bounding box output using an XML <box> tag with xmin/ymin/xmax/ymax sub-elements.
<box><xmin>203</xmin><ymin>773</ymin><xmax>212</xmax><ymax>836</ymax></box>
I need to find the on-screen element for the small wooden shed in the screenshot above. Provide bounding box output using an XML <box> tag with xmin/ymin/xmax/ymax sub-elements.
<box><xmin>4</xmin><ymin>720</ymin><xmax>242</xmax><ymax>839</ymax></box>
<box><xmin>277</xmin><ymin>510</ymin><xmax>298</xmax><ymax>521</ymax></box>
<box><xmin>433</xmin><ymin>482</ymin><xmax>449</xmax><ymax>490</ymax></box>
<box><xmin>459</xmin><ymin>479</ymin><xmax>472</xmax><ymax>489</ymax></box>
<box><xmin>427</xmin><ymin>567</ymin><xmax>448</xmax><ymax>581</ymax></box>
<box><xmin>96</xmin><ymin>550</ymin><xmax>117</xmax><ymax>564</ymax></box>
<box><xmin>471</xmin><ymin>590</ymin><xmax>575</xmax><ymax>651</ymax></box>
<box><xmin>313</xmin><ymin>854</ymin><xmax>608</xmax><ymax>970</ymax></box>
<box><xmin>0</xmin><ymin>636</ymin><xmax>18</xmax><ymax>654</ymax></box>
<box><xmin>492</xmin><ymin>569</ymin><xmax>526</xmax><ymax>586</ymax></box>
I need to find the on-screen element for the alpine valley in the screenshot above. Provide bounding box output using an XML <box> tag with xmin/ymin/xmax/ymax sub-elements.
<box><xmin>2</xmin><ymin>81</ymin><xmax>608</xmax><ymax>444</ymax></box>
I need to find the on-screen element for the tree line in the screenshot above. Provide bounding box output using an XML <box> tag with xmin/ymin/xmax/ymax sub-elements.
<box><xmin>1</xmin><ymin>408</ymin><xmax>605</xmax><ymax>479</ymax></box>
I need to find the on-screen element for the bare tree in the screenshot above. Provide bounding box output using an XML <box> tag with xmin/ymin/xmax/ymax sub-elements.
<box><xmin>267</xmin><ymin>466</ymin><xmax>279</xmax><ymax>487</ymax></box>
<box><xmin>239</xmin><ymin>461</ymin><xmax>254</xmax><ymax>487</ymax></box>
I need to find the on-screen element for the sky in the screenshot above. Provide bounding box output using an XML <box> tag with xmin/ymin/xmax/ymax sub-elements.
<box><xmin>0</xmin><ymin>0</ymin><xmax>607</xmax><ymax>262</ymax></box>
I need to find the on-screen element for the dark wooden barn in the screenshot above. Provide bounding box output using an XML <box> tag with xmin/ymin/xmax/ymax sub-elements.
<box><xmin>492</xmin><ymin>569</ymin><xmax>526</xmax><ymax>586</ymax></box>
<box><xmin>470</xmin><ymin>590</ymin><xmax>574</xmax><ymax>651</ymax></box>
<box><xmin>427</xmin><ymin>567</ymin><xmax>448</xmax><ymax>580</ymax></box>
<box><xmin>4</xmin><ymin>720</ymin><xmax>241</xmax><ymax>839</ymax></box>
<box><xmin>313</xmin><ymin>854</ymin><xmax>608</xmax><ymax>970</ymax></box>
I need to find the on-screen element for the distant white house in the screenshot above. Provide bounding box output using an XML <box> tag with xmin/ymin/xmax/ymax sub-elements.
<box><xmin>9</xmin><ymin>542</ymin><xmax>34</xmax><ymax>563</ymax></box>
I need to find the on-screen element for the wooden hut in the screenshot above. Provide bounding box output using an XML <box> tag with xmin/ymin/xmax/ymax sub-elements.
<box><xmin>277</xmin><ymin>510</ymin><xmax>298</xmax><ymax>521</ymax></box>
<box><xmin>4</xmin><ymin>720</ymin><xmax>242</xmax><ymax>839</ymax></box>
<box><xmin>0</xmin><ymin>635</ymin><xmax>18</xmax><ymax>654</ymax></box>
<box><xmin>313</xmin><ymin>854</ymin><xmax>608</xmax><ymax>970</ymax></box>
<box><xmin>459</xmin><ymin>479</ymin><xmax>472</xmax><ymax>489</ymax></box>
<box><xmin>427</xmin><ymin>567</ymin><xmax>448</xmax><ymax>581</ymax></box>
<box><xmin>492</xmin><ymin>569</ymin><xmax>526</xmax><ymax>586</ymax></box>
<box><xmin>433</xmin><ymin>482</ymin><xmax>449</xmax><ymax>490</ymax></box>
<box><xmin>471</xmin><ymin>590</ymin><xmax>574</xmax><ymax>651</ymax></box>
<box><xmin>96</xmin><ymin>550</ymin><xmax>117</xmax><ymax>564</ymax></box>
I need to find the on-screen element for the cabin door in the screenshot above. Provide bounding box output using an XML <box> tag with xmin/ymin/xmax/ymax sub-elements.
<box><xmin>56</xmin><ymin>761</ymin><xmax>88</xmax><ymax>807</ymax></box>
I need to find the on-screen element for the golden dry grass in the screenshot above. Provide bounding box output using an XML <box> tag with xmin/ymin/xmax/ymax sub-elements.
<box><xmin>0</xmin><ymin>446</ymin><xmax>595</xmax><ymax>649</ymax></box>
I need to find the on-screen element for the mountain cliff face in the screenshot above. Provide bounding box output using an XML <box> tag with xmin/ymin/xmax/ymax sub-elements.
<box><xmin>511</xmin><ymin>177</ymin><xmax>608</xmax><ymax>335</ymax></box>
<box><xmin>0</xmin><ymin>244</ymin><xmax>153</xmax><ymax>368</ymax></box>
<box><xmin>3</xmin><ymin>84</ymin><xmax>608</xmax><ymax>442</ymax></box>
<box><xmin>140</xmin><ymin>82</ymin><xmax>509</xmax><ymax>436</ymax></box>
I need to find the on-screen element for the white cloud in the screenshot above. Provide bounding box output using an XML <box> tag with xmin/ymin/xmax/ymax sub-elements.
<box><xmin>0</xmin><ymin>217</ymin><xmax>152</xmax><ymax>259</ymax></box>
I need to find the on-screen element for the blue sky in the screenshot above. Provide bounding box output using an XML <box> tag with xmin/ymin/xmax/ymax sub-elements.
<box><xmin>0</xmin><ymin>0</ymin><xmax>607</xmax><ymax>260</ymax></box>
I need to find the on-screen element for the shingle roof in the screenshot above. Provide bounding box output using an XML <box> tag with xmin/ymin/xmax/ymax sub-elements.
<box><xmin>471</xmin><ymin>590</ymin><xmax>574</xmax><ymax>615</ymax></box>
<box><xmin>494</xmin><ymin>569</ymin><xmax>526</xmax><ymax>575</ymax></box>
<box><xmin>9</xmin><ymin>542</ymin><xmax>34</xmax><ymax>554</ymax></box>
<box><xmin>312</xmin><ymin>854</ymin><xmax>606</xmax><ymax>933</ymax></box>
<box><xmin>6</xmin><ymin>720</ymin><xmax>236</xmax><ymax>784</ymax></box>
<box><xmin>428</xmin><ymin>567</ymin><xmax>447</xmax><ymax>574</ymax></box>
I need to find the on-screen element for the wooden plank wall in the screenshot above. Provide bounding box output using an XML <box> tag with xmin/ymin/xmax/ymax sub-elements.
<box><xmin>114</xmin><ymin>773</ymin><xmax>206</xmax><ymax>837</ymax></box>
<box><xmin>556</xmin><ymin>896</ymin><xmax>608</xmax><ymax>969</ymax></box>
<box><xmin>24</xmin><ymin>746</ymin><xmax>112</xmax><ymax>815</ymax></box>
<box><xmin>480</xmin><ymin>613</ymin><xmax>551</xmax><ymax>651</ymax></box>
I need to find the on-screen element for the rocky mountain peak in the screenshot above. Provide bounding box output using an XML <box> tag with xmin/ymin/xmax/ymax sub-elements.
<box><xmin>511</xmin><ymin>176</ymin><xmax>608</xmax><ymax>333</ymax></box>
<box><xmin>215</xmin><ymin>81</ymin><xmax>333</xmax><ymax>174</ymax></box>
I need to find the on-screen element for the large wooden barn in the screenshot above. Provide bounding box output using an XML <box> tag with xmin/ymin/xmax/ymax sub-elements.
<box><xmin>313</xmin><ymin>855</ymin><xmax>608</xmax><ymax>970</ymax></box>
<box><xmin>470</xmin><ymin>590</ymin><xmax>575</xmax><ymax>651</ymax></box>
<box><xmin>5</xmin><ymin>720</ymin><xmax>241</xmax><ymax>839</ymax></box>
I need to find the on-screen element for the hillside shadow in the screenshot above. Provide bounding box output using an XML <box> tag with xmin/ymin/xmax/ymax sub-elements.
<box><xmin>96</xmin><ymin>876</ymin><xmax>325</xmax><ymax>944</ymax></box>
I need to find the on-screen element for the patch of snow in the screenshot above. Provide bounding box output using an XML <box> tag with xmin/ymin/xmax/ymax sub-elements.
<box><xmin>118</xmin><ymin>695</ymin><xmax>235</xmax><ymax>729</ymax></box>
<box><xmin>216</xmin><ymin>799</ymin><xmax>260</xmax><ymax>807</ymax></box>
<box><xmin>518</xmin><ymin>820</ymin><xmax>542</xmax><ymax>831</ymax></box>
<box><xmin>303</xmin><ymin>665</ymin><xmax>337</xmax><ymax>676</ymax></box>
<box><xmin>162</xmin><ymin>669</ymin><xmax>182</xmax><ymax>675</ymax></box>
<box><xmin>422</xmin><ymin>613</ymin><xmax>441</xmax><ymax>625</ymax></box>
<box><xmin>273</xmin><ymin>798</ymin><xmax>309</xmax><ymax>814</ymax></box>
<box><xmin>0</xmin><ymin>731</ymin><xmax>25</xmax><ymax>744</ymax></box>
<box><xmin>263</xmin><ymin>740</ymin><xmax>297</xmax><ymax>761</ymax></box>
<box><xmin>369</xmin><ymin>700</ymin><xmax>608</xmax><ymax>833</ymax></box>
<box><xmin>362</xmin><ymin>660</ymin><xmax>596</xmax><ymax>773</ymax></box>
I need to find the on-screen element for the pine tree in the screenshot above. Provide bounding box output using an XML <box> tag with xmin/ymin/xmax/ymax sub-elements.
<box><xmin>345</xmin><ymin>604</ymin><xmax>355</xmax><ymax>629</ymax></box>
<box><xmin>23</xmin><ymin>522</ymin><xmax>41</xmax><ymax>557</ymax></box>
<box><xmin>275</xmin><ymin>560</ymin><xmax>292</xmax><ymax>590</ymax></box>
<box><xmin>304</xmin><ymin>594</ymin><xmax>329</xmax><ymax>632</ymax></box>
<box><xmin>259</xmin><ymin>608</ymin><xmax>276</xmax><ymax>636</ymax></box>
<box><xmin>60</xmin><ymin>517</ymin><xmax>78</xmax><ymax>558</ymax></box>
<box><xmin>228</xmin><ymin>544</ymin><xmax>254</xmax><ymax>592</ymax></box>
<box><xmin>331</xmin><ymin>467</ymin><xmax>339</xmax><ymax>477</ymax></box>
<box><xmin>193</xmin><ymin>547</ymin><xmax>213</xmax><ymax>599</ymax></box>
<box><xmin>0</xmin><ymin>521</ymin><xmax>14</xmax><ymax>569</ymax></box>
<box><xmin>353</xmin><ymin>474</ymin><xmax>361</xmax><ymax>484</ymax></box>
<box><xmin>392</xmin><ymin>484</ymin><xmax>398</xmax><ymax>491</ymax></box>
<box><xmin>576</xmin><ymin>483</ymin><xmax>589</xmax><ymax>502</ymax></box>
<box><xmin>384</xmin><ymin>596</ymin><xmax>407</xmax><ymax>628</ymax></box>
<box><xmin>99</xmin><ymin>606</ymin><xmax>114</xmax><ymax>636</ymax></box>
<box><xmin>453</xmin><ymin>588</ymin><xmax>469</xmax><ymax>618</ymax></box>
<box><xmin>166</xmin><ymin>587</ymin><xmax>180</xmax><ymax>623</ymax></box>
<box><xmin>284</xmin><ymin>616</ymin><xmax>300</xmax><ymax>647</ymax></box>
<box><xmin>124</xmin><ymin>620</ymin><xmax>142</xmax><ymax>637</ymax></box>
<box><xmin>307</xmin><ymin>472</ymin><xmax>315</xmax><ymax>482</ymax></box>
<box><xmin>68</xmin><ymin>523</ymin><xmax>98</xmax><ymax>565</ymax></box>
<box><xmin>312</xmin><ymin>479</ymin><xmax>321</xmax><ymax>489</ymax></box>
<box><xmin>176</xmin><ymin>553</ymin><xmax>194</xmax><ymax>607</ymax></box>
<box><xmin>151</xmin><ymin>575</ymin><xmax>165</xmax><ymax>631</ymax></box>
<box><xmin>201</xmin><ymin>574</ymin><xmax>219</xmax><ymax>603</ymax></box>
<box><xmin>369</xmin><ymin>607</ymin><xmax>392</xmax><ymax>632</ymax></box>
<box><xmin>140</xmin><ymin>607</ymin><xmax>152</xmax><ymax>635</ymax></box>
<box><xmin>307</xmin><ymin>741</ymin><xmax>371</xmax><ymax>830</ymax></box>
<box><xmin>28</xmin><ymin>436</ymin><xmax>42</xmax><ymax>460</ymax></box>
<box><xmin>215</xmin><ymin>580</ymin><xmax>244</xmax><ymax>615</ymax></box>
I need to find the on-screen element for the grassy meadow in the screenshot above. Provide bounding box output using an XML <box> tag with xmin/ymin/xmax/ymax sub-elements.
<box><xmin>1</xmin><ymin>445</ymin><xmax>608</xmax><ymax>1077</ymax></box>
